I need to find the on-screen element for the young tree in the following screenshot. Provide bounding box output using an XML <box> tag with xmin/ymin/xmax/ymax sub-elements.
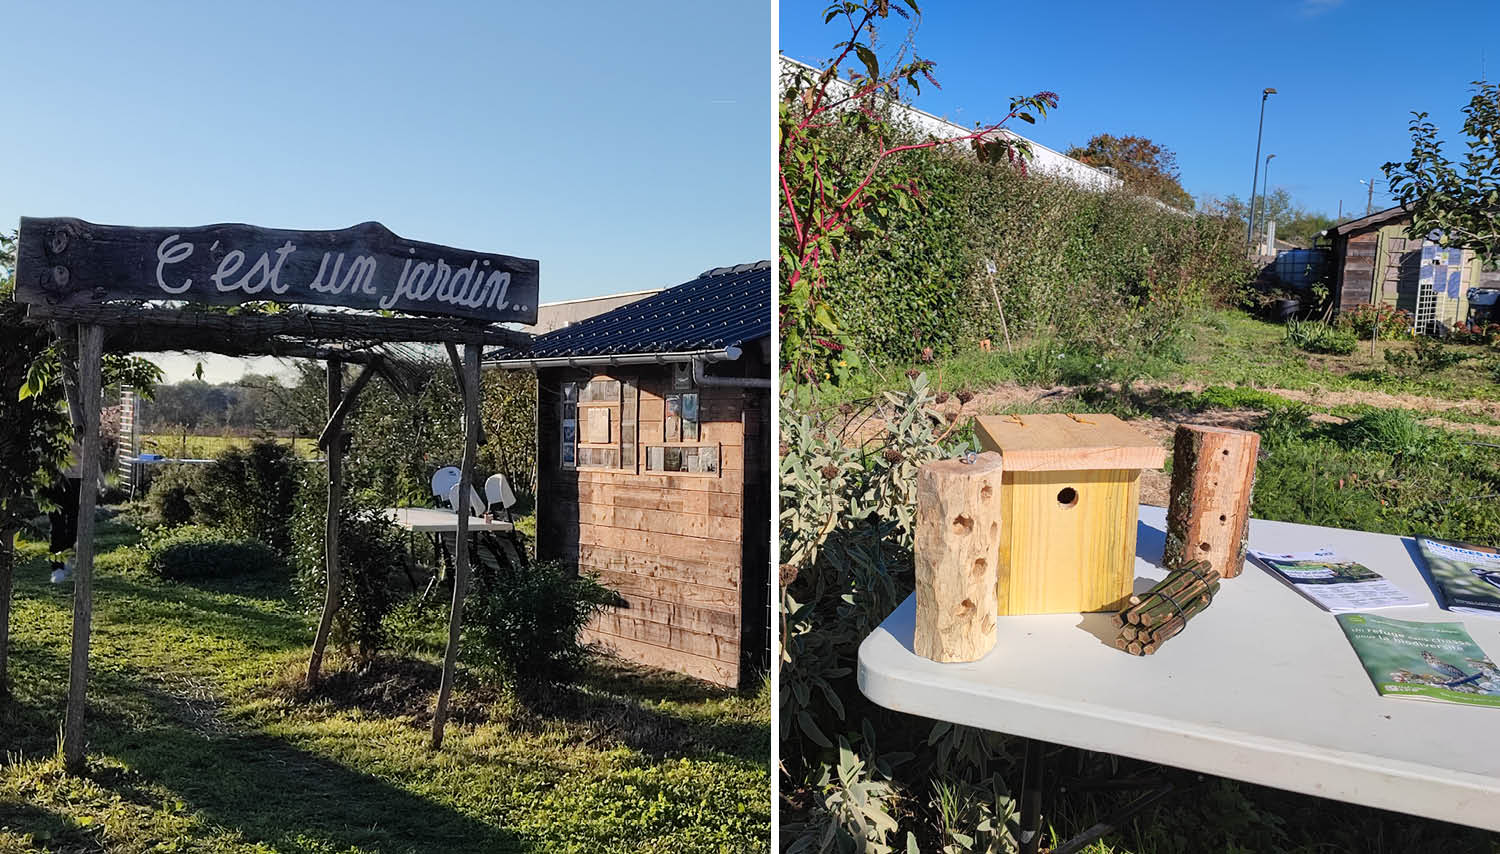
<box><xmin>0</xmin><ymin>231</ymin><xmax>69</xmax><ymax>698</ymax></box>
<box><xmin>1065</xmin><ymin>133</ymin><xmax>1193</xmax><ymax>209</ymax></box>
<box><xmin>1383</xmin><ymin>80</ymin><xmax>1500</xmax><ymax>260</ymax></box>
<box><xmin>779</xmin><ymin>0</ymin><xmax>1056</xmax><ymax>381</ymax></box>
<box><xmin>0</xmin><ymin>231</ymin><xmax>160</xmax><ymax>698</ymax></box>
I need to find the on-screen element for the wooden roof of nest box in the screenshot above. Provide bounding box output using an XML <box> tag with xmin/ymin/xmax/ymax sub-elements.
<box><xmin>973</xmin><ymin>413</ymin><xmax>1166</xmax><ymax>472</ymax></box>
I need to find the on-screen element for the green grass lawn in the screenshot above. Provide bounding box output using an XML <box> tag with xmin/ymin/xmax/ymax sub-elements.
<box><xmin>0</xmin><ymin>518</ymin><xmax>769</xmax><ymax>853</ymax></box>
<box><xmin>808</xmin><ymin>308</ymin><xmax>1500</xmax><ymax>413</ymax></box>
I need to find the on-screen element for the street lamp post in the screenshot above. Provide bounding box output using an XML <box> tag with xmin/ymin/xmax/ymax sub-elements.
<box><xmin>1261</xmin><ymin>153</ymin><xmax>1276</xmax><ymax>252</ymax></box>
<box><xmin>1247</xmin><ymin>87</ymin><xmax>1277</xmax><ymax>250</ymax></box>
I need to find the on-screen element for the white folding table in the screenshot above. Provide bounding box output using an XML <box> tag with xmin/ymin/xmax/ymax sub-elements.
<box><xmin>382</xmin><ymin>506</ymin><xmax>514</xmax><ymax>534</ymax></box>
<box><xmin>859</xmin><ymin>505</ymin><xmax>1500</xmax><ymax>838</ymax></box>
<box><xmin>382</xmin><ymin>507</ymin><xmax>522</xmax><ymax>592</ymax></box>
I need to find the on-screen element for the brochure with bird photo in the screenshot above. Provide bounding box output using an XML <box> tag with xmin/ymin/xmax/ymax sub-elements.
<box><xmin>1337</xmin><ymin>613</ymin><xmax>1500</xmax><ymax>709</ymax></box>
<box><xmin>1249</xmin><ymin>548</ymin><xmax>1421</xmax><ymax>613</ymax></box>
<box><xmin>1416</xmin><ymin>537</ymin><xmax>1500</xmax><ymax>618</ymax></box>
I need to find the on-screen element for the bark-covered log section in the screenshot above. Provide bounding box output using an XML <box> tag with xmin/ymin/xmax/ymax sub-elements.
<box><xmin>914</xmin><ymin>452</ymin><xmax>1004</xmax><ymax>663</ymax></box>
<box><xmin>1163</xmin><ymin>425</ymin><xmax>1260</xmax><ymax>580</ymax></box>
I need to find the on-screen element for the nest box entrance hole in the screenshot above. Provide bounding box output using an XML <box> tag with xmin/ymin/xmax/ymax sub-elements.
<box><xmin>1056</xmin><ymin>486</ymin><xmax>1078</xmax><ymax>508</ymax></box>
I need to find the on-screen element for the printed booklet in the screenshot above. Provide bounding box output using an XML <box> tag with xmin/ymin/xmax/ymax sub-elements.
<box><xmin>1415</xmin><ymin>537</ymin><xmax>1500</xmax><ymax>618</ymax></box>
<box><xmin>1337</xmin><ymin>613</ymin><xmax>1500</xmax><ymax>708</ymax></box>
<box><xmin>1249</xmin><ymin>548</ymin><xmax>1422</xmax><ymax>613</ymax></box>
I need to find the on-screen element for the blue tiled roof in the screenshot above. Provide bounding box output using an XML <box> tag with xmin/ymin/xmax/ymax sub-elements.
<box><xmin>492</xmin><ymin>261</ymin><xmax>769</xmax><ymax>360</ymax></box>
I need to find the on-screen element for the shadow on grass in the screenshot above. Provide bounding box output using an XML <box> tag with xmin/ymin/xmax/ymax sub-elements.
<box><xmin>7</xmin><ymin>680</ymin><xmax>533</xmax><ymax>854</ymax></box>
<box><xmin>513</xmin><ymin>677</ymin><xmax>768</xmax><ymax>764</ymax></box>
<box><xmin>279</xmin><ymin>654</ymin><xmax>769</xmax><ymax>766</ymax></box>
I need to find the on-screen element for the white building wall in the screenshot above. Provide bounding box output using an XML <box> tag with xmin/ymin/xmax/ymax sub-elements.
<box><xmin>780</xmin><ymin>56</ymin><xmax>1123</xmax><ymax>193</ymax></box>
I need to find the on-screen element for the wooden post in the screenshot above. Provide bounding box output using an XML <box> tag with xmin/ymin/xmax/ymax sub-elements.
<box><xmin>306</xmin><ymin>361</ymin><xmax>345</xmax><ymax>688</ymax></box>
<box><xmin>63</xmin><ymin>324</ymin><xmax>103</xmax><ymax>773</ymax></box>
<box><xmin>1163</xmin><ymin>425</ymin><xmax>1261</xmax><ymax>580</ymax></box>
<box><xmin>0</xmin><ymin>525</ymin><xmax>15</xmax><ymax>698</ymax></box>
<box><xmin>431</xmin><ymin>342</ymin><xmax>480</xmax><ymax>749</ymax></box>
<box><xmin>914</xmin><ymin>452</ymin><xmax>1004</xmax><ymax>663</ymax></box>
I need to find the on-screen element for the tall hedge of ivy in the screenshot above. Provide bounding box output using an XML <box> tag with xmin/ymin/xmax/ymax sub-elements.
<box><xmin>818</xmin><ymin>123</ymin><xmax>1250</xmax><ymax>366</ymax></box>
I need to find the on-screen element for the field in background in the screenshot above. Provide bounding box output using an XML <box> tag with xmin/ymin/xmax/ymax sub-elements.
<box><xmin>138</xmin><ymin>433</ymin><xmax>318</xmax><ymax>460</ymax></box>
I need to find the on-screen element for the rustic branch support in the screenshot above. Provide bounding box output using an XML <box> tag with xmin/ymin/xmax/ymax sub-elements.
<box><xmin>317</xmin><ymin>360</ymin><xmax>380</xmax><ymax>450</ymax></box>
<box><xmin>1162</xmin><ymin>425</ymin><xmax>1261</xmax><ymax>580</ymax></box>
<box><xmin>431</xmin><ymin>342</ymin><xmax>481</xmax><ymax>749</ymax></box>
<box><xmin>914</xmin><ymin>452</ymin><xmax>1004</xmax><ymax>663</ymax></box>
<box><xmin>63</xmin><ymin>324</ymin><xmax>103</xmax><ymax>773</ymax></box>
<box><xmin>306</xmin><ymin>362</ymin><xmax>346</xmax><ymax>689</ymax></box>
<box><xmin>26</xmin><ymin>303</ymin><xmax>532</xmax><ymax>353</ymax></box>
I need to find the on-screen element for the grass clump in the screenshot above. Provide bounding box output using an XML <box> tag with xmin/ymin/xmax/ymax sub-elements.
<box><xmin>1284</xmin><ymin>318</ymin><xmax>1358</xmax><ymax>355</ymax></box>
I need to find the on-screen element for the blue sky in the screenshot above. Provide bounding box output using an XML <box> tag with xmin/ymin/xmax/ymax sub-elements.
<box><xmin>2</xmin><ymin>1</ymin><xmax>768</xmax><ymax>381</ymax></box>
<box><xmin>780</xmin><ymin>0</ymin><xmax>1499</xmax><ymax>218</ymax></box>
<box><xmin>2</xmin><ymin>3</ymin><xmax>768</xmax><ymax>301</ymax></box>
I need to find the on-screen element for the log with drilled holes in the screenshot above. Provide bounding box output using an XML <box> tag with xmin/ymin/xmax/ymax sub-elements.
<box><xmin>913</xmin><ymin>452</ymin><xmax>1005</xmax><ymax>663</ymax></box>
<box><xmin>1162</xmin><ymin>424</ymin><xmax>1261</xmax><ymax>580</ymax></box>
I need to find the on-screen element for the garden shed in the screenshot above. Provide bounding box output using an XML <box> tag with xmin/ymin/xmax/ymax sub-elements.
<box><xmin>1327</xmin><ymin>205</ymin><xmax>1483</xmax><ymax>332</ymax></box>
<box><xmin>489</xmin><ymin>262</ymin><xmax>771</xmax><ymax>687</ymax></box>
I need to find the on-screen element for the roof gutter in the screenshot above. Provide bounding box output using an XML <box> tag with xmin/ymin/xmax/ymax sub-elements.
<box><xmin>486</xmin><ymin>347</ymin><xmax>740</xmax><ymax>370</ymax></box>
<box><xmin>693</xmin><ymin>355</ymin><xmax>771</xmax><ymax>389</ymax></box>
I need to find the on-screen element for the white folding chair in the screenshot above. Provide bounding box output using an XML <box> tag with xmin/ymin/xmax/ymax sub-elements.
<box><xmin>447</xmin><ymin>483</ymin><xmax>485</xmax><ymax>517</ymax></box>
<box><xmin>484</xmin><ymin>473</ymin><xmax>517</xmax><ymax>521</ymax></box>
<box><xmin>430</xmin><ymin>466</ymin><xmax>462</xmax><ymax>508</ymax></box>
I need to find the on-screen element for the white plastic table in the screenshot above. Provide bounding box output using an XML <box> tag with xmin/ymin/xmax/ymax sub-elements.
<box><xmin>858</xmin><ymin>505</ymin><xmax>1500</xmax><ymax>832</ymax></box>
<box><xmin>382</xmin><ymin>506</ymin><xmax>514</xmax><ymax>533</ymax></box>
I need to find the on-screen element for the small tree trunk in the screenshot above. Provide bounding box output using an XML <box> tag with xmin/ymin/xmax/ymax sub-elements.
<box><xmin>306</xmin><ymin>362</ymin><xmax>344</xmax><ymax>688</ymax></box>
<box><xmin>63</xmin><ymin>323</ymin><xmax>103</xmax><ymax>774</ymax></box>
<box><xmin>1163</xmin><ymin>424</ymin><xmax>1260</xmax><ymax>580</ymax></box>
<box><xmin>913</xmin><ymin>453</ymin><xmax>1004</xmax><ymax>663</ymax></box>
<box><xmin>0</xmin><ymin>524</ymin><xmax>16</xmax><ymax>699</ymax></box>
<box><xmin>431</xmin><ymin>343</ymin><xmax>480</xmax><ymax>750</ymax></box>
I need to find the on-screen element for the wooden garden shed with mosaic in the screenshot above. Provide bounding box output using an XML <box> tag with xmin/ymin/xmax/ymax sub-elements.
<box><xmin>489</xmin><ymin>262</ymin><xmax>771</xmax><ymax>688</ymax></box>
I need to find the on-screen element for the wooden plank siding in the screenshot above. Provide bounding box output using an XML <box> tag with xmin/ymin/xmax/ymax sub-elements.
<box><xmin>536</xmin><ymin>366</ymin><xmax>751</xmax><ymax>688</ymax></box>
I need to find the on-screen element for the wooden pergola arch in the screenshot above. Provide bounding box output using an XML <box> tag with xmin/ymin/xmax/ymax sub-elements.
<box><xmin>14</xmin><ymin>217</ymin><xmax>538</xmax><ymax>769</ymax></box>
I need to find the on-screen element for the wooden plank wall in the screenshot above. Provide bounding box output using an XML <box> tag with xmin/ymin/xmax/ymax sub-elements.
<box><xmin>1338</xmin><ymin>230</ymin><xmax>1380</xmax><ymax>313</ymax></box>
<box><xmin>537</xmin><ymin>367</ymin><xmax>748</xmax><ymax>687</ymax></box>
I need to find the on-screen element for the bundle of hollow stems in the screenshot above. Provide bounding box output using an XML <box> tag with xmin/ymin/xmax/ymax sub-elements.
<box><xmin>1110</xmin><ymin>559</ymin><xmax>1219</xmax><ymax>655</ymax></box>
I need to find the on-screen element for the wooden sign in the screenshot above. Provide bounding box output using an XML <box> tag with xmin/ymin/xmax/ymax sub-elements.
<box><xmin>14</xmin><ymin>217</ymin><xmax>539</xmax><ymax>325</ymax></box>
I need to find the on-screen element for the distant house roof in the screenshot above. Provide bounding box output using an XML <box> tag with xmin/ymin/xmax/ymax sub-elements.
<box><xmin>529</xmin><ymin>288</ymin><xmax>664</xmax><ymax>335</ymax></box>
<box><xmin>488</xmin><ymin>261</ymin><xmax>770</xmax><ymax>363</ymax></box>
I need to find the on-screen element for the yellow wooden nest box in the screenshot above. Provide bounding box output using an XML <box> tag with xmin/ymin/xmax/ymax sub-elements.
<box><xmin>973</xmin><ymin>413</ymin><xmax>1166</xmax><ymax>615</ymax></box>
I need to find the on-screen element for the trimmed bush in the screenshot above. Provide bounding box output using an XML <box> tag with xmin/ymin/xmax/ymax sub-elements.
<box><xmin>193</xmin><ymin>439</ymin><xmax>299</xmax><ymax>554</ymax></box>
<box><xmin>138</xmin><ymin>524</ymin><xmax>283</xmax><ymax>580</ymax></box>
<box><xmin>811</xmin><ymin>114</ymin><xmax>1249</xmax><ymax>367</ymax></box>
<box><xmin>145</xmin><ymin>464</ymin><xmax>200</xmax><ymax>527</ymax></box>
<box><xmin>461</xmin><ymin>562</ymin><xmax>620</xmax><ymax>688</ymax></box>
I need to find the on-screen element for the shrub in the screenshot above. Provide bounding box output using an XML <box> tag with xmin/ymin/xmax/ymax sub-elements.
<box><xmin>461</xmin><ymin>562</ymin><xmax>619</xmax><ymax>688</ymax></box>
<box><xmin>137</xmin><ymin>524</ymin><xmax>283</xmax><ymax>580</ymax></box>
<box><xmin>291</xmin><ymin>465</ymin><xmax>410</xmax><ymax>659</ymax></box>
<box><xmin>1338</xmin><ymin>303</ymin><xmax>1413</xmax><ymax>341</ymax></box>
<box><xmin>1284</xmin><ymin>319</ymin><xmax>1357</xmax><ymax>355</ymax></box>
<box><xmin>192</xmin><ymin>439</ymin><xmax>299</xmax><ymax>554</ymax></box>
<box><xmin>146</xmin><ymin>464</ymin><xmax>200</xmax><ymax>527</ymax></box>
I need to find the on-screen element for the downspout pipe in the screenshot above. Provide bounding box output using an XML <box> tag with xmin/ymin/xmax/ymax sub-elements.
<box><xmin>692</xmin><ymin>356</ymin><xmax>771</xmax><ymax>389</ymax></box>
<box><xmin>486</xmin><ymin>347</ymin><xmax>738</xmax><ymax>370</ymax></box>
